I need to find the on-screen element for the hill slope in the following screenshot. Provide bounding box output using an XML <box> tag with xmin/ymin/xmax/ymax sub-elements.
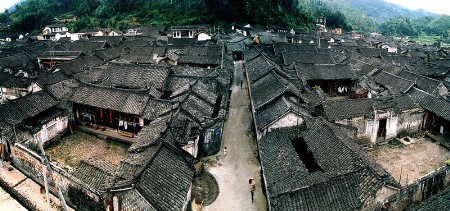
<box><xmin>318</xmin><ymin>0</ymin><xmax>437</xmax><ymax>31</ymax></box>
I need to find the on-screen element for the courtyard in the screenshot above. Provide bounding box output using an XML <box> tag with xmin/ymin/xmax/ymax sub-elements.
<box><xmin>46</xmin><ymin>131</ymin><xmax>129</xmax><ymax>171</ymax></box>
<box><xmin>368</xmin><ymin>137</ymin><xmax>450</xmax><ymax>186</ymax></box>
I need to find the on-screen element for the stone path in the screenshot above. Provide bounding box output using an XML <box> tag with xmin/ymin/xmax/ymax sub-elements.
<box><xmin>0</xmin><ymin>186</ymin><xmax>27</xmax><ymax>211</ymax></box>
<box><xmin>203</xmin><ymin>61</ymin><xmax>267</xmax><ymax>210</ymax></box>
<box><xmin>0</xmin><ymin>162</ymin><xmax>72</xmax><ymax>211</ymax></box>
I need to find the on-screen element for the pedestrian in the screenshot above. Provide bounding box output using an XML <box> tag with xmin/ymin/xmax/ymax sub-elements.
<box><xmin>240</xmin><ymin>80</ymin><xmax>243</xmax><ymax>89</ymax></box>
<box><xmin>0</xmin><ymin>143</ymin><xmax>4</xmax><ymax>167</ymax></box>
<box><xmin>249</xmin><ymin>177</ymin><xmax>256</xmax><ymax>203</ymax></box>
<box><xmin>223</xmin><ymin>147</ymin><xmax>227</xmax><ymax>157</ymax></box>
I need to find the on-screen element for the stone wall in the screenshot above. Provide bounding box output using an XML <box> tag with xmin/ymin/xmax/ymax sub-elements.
<box><xmin>11</xmin><ymin>143</ymin><xmax>104</xmax><ymax>210</ymax></box>
<box><xmin>374</xmin><ymin>165</ymin><xmax>450</xmax><ymax>210</ymax></box>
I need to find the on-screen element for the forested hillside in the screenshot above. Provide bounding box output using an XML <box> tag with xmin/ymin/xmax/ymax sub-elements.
<box><xmin>0</xmin><ymin>0</ymin><xmax>353</xmax><ymax>34</ymax></box>
<box><xmin>0</xmin><ymin>0</ymin><xmax>448</xmax><ymax>42</ymax></box>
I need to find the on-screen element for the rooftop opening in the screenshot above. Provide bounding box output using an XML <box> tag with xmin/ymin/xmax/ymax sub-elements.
<box><xmin>160</xmin><ymin>91</ymin><xmax>173</xmax><ymax>99</ymax></box>
<box><xmin>291</xmin><ymin>137</ymin><xmax>323</xmax><ymax>173</ymax></box>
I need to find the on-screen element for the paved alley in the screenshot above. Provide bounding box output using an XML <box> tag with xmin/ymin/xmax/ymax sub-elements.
<box><xmin>203</xmin><ymin>62</ymin><xmax>267</xmax><ymax>210</ymax></box>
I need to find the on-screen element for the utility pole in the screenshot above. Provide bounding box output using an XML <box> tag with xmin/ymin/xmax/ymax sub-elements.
<box><xmin>37</xmin><ymin>136</ymin><xmax>69</xmax><ymax>211</ymax></box>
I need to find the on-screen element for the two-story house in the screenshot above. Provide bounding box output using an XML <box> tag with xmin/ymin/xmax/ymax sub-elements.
<box><xmin>37</xmin><ymin>24</ymin><xmax>69</xmax><ymax>41</ymax></box>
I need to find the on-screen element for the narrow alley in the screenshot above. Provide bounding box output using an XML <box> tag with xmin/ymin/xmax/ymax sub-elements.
<box><xmin>203</xmin><ymin>61</ymin><xmax>267</xmax><ymax>210</ymax></box>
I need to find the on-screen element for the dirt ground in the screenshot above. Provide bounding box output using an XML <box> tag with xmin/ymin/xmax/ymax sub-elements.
<box><xmin>191</xmin><ymin>169</ymin><xmax>220</xmax><ymax>207</ymax></box>
<box><xmin>46</xmin><ymin>131</ymin><xmax>129</xmax><ymax>170</ymax></box>
<box><xmin>200</xmin><ymin>61</ymin><xmax>268</xmax><ymax>211</ymax></box>
<box><xmin>368</xmin><ymin>137</ymin><xmax>450</xmax><ymax>186</ymax></box>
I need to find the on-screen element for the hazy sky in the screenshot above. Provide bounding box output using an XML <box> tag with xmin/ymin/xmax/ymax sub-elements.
<box><xmin>1</xmin><ymin>0</ymin><xmax>450</xmax><ymax>15</ymax></box>
<box><xmin>384</xmin><ymin>0</ymin><xmax>450</xmax><ymax>15</ymax></box>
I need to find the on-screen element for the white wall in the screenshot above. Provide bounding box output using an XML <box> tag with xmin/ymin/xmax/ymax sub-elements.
<box><xmin>266</xmin><ymin>113</ymin><xmax>303</xmax><ymax>133</ymax></box>
<box><xmin>33</xmin><ymin>116</ymin><xmax>68</xmax><ymax>144</ymax></box>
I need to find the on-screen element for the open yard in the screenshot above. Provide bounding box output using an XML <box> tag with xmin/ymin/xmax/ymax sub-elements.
<box><xmin>369</xmin><ymin>137</ymin><xmax>450</xmax><ymax>186</ymax></box>
<box><xmin>46</xmin><ymin>131</ymin><xmax>129</xmax><ymax>171</ymax></box>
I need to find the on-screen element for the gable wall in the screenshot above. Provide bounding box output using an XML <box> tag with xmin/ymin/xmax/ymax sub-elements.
<box><xmin>266</xmin><ymin>113</ymin><xmax>303</xmax><ymax>133</ymax></box>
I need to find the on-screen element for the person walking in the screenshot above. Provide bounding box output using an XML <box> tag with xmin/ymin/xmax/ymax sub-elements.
<box><xmin>249</xmin><ymin>178</ymin><xmax>256</xmax><ymax>203</ymax></box>
<box><xmin>223</xmin><ymin>147</ymin><xmax>227</xmax><ymax>157</ymax></box>
<box><xmin>0</xmin><ymin>143</ymin><xmax>4</xmax><ymax>167</ymax></box>
<box><xmin>240</xmin><ymin>80</ymin><xmax>243</xmax><ymax>89</ymax></box>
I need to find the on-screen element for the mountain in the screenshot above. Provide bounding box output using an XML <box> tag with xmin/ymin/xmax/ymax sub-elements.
<box><xmin>317</xmin><ymin>0</ymin><xmax>438</xmax><ymax>31</ymax></box>
<box><xmin>346</xmin><ymin>0</ymin><xmax>437</xmax><ymax>21</ymax></box>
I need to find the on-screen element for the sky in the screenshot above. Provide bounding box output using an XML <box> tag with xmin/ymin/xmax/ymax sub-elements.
<box><xmin>0</xmin><ymin>0</ymin><xmax>20</xmax><ymax>13</ymax></box>
<box><xmin>1</xmin><ymin>0</ymin><xmax>450</xmax><ymax>15</ymax></box>
<box><xmin>384</xmin><ymin>0</ymin><xmax>450</xmax><ymax>15</ymax></box>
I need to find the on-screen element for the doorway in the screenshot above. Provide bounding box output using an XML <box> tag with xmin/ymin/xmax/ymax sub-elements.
<box><xmin>377</xmin><ymin>119</ymin><xmax>387</xmax><ymax>138</ymax></box>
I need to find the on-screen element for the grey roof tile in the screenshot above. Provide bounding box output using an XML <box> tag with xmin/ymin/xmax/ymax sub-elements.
<box><xmin>408</xmin><ymin>87</ymin><xmax>450</xmax><ymax>121</ymax></box>
<box><xmin>70</xmin><ymin>85</ymin><xmax>149</xmax><ymax>115</ymax></box>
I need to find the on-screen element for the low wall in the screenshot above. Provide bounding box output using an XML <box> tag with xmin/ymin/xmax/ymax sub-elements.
<box><xmin>374</xmin><ymin>165</ymin><xmax>450</xmax><ymax>210</ymax></box>
<box><xmin>11</xmin><ymin>143</ymin><xmax>104</xmax><ymax>210</ymax></box>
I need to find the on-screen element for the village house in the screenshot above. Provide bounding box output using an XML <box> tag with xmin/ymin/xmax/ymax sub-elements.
<box><xmin>408</xmin><ymin>87</ymin><xmax>450</xmax><ymax>137</ymax></box>
<box><xmin>0</xmin><ymin>52</ymin><xmax>39</xmax><ymax>102</ymax></box>
<box><xmin>171</xmin><ymin>25</ymin><xmax>208</xmax><ymax>39</ymax></box>
<box><xmin>258</xmin><ymin>118</ymin><xmax>398</xmax><ymax>210</ymax></box>
<box><xmin>37</xmin><ymin>24</ymin><xmax>70</xmax><ymax>41</ymax></box>
<box><xmin>37</xmin><ymin>51</ymin><xmax>82</xmax><ymax>69</ymax></box>
<box><xmin>321</xmin><ymin>95</ymin><xmax>423</xmax><ymax>143</ymax></box>
<box><xmin>1</xmin><ymin>21</ymin><xmax>449</xmax><ymax>211</ymax></box>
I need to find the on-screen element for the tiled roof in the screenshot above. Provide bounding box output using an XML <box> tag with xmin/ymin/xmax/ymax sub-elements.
<box><xmin>380</xmin><ymin>64</ymin><xmax>403</xmax><ymax>75</ymax></box>
<box><xmin>37</xmin><ymin>70</ymin><xmax>68</xmax><ymax>86</ymax></box>
<box><xmin>116</xmin><ymin>143</ymin><xmax>162</xmax><ymax>181</ymax></box>
<box><xmin>0</xmin><ymin>53</ymin><xmax>34</xmax><ymax>70</ymax></box>
<box><xmin>178</xmin><ymin>46</ymin><xmax>222</xmax><ymax>66</ymax></box>
<box><xmin>130</xmin><ymin>114</ymin><xmax>172</xmax><ymax>153</ymax></box>
<box><xmin>255</xmin><ymin>97</ymin><xmax>311</xmax><ymax>130</ymax></box>
<box><xmin>405</xmin><ymin>65</ymin><xmax>449</xmax><ymax>77</ymax></box>
<box><xmin>70</xmin><ymin>85</ymin><xmax>149</xmax><ymax>115</ymax></box>
<box><xmin>72</xmin><ymin>157</ymin><xmax>117</xmax><ymax>191</ymax></box>
<box><xmin>58</xmin><ymin>55</ymin><xmax>105</xmax><ymax>75</ymax></box>
<box><xmin>244</xmin><ymin>47</ymin><xmax>261</xmax><ymax>62</ymax></box>
<box><xmin>358</xmin><ymin>47</ymin><xmax>385</xmax><ymax>58</ymax></box>
<box><xmin>397</xmin><ymin>70</ymin><xmax>445</xmax><ymax>95</ymax></box>
<box><xmin>120</xmin><ymin>46</ymin><xmax>166</xmax><ymax>64</ymax></box>
<box><xmin>282</xmin><ymin>52</ymin><xmax>335</xmax><ymax>65</ymax></box>
<box><xmin>250</xmin><ymin>72</ymin><xmax>290</xmax><ymax>110</ymax></box>
<box><xmin>0</xmin><ymin>71</ymin><xmax>32</xmax><ymax>87</ymax></box>
<box><xmin>296</xmin><ymin>64</ymin><xmax>356</xmax><ymax>80</ymax></box>
<box><xmin>273</xmin><ymin>43</ymin><xmax>317</xmax><ymax>55</ymax></box>
<box><xmin>117</xmin><ymin>189</ymin><xmax>156</xmax><ymax>211</ymax></box>
<box><xmin>0</xmin><ymin>101</ymin><xmax>27</xmax><ymax>125</ymax></box>
<box><xmin>136</xmin><ymin>145</ymin><xmax>194</xmax><ymax>211</ymax></box>
<box><xmin>166</xmin><ymin>77</ymin><xmax>195</xmax><ymax>94</ymax></box>
<box><xmin>409</xmin><ymin>186</ymin><xmax>450</xmax><ymax>211</ymax></box>
<box><xmin>0</xmin><ymin>90</ymin><xmax>58</xmax><ymax>125</ymax></box>
<box><xmin>408</xmin><ymin>87</ymin><xmax>450</xmax><ymax>121</ymax></box>
<box><xmin>391</xmin><ymin>95</ymin><xmax>422</xmax><ymax>114</ymax></box>
<box><xmin>178</xmin><ymin>93</ymin><xmax>214</xmax><ymax>123</ymax></box>
<box><xmin>141</xmin><ymin>98</ymin><xmax>176</xmax><ymax>121</ymax></box>
<box><xmin>73</xmin><ymin>67</ymin><xmax>105</xmax><ymax>84</ymax></box>
<box><xmin>322</xmin><ymin>96</ymin><xmax>421</xmax><ymax>122</ymax></box>
<box><xmin>322</xmin><ymin>98</ymin><xmax>374</xmax><ymax>121</ymax></box>
<box><xmin>259</xmin><ymin>119</ymin><xmax>385</xmax><ymax>210</ymax></box>
<box><xmin>98</xmin><ymin>63</ymin><xmax>170</xmax><ymax>91</ymax></box>
<box><xmin>88</xmin><ymin>36</ymin><xmax>124</xmax><ymax>46</ymax></box>
<box><xmin>66</xmin><ymin>41</ymin><xmax>106</xmax><ymax>55</ymax></box>
<box><xmin>246</xmin><ymin>55</ymin><xmax>275</xmax><ymax>83</ymax></box>
<box><xmin>95</xmin><ymin>47</ymin><xmax>124</xmax><ymax>62</ymax></box>
<box><xmin>13</xmin><ymin>90</ymin><xmax>59</xmax><ymax>118</ymax></box>
<box><xmin>38</xmin><ymin>51</ymin><xmax>82</xmax><ymax>60</ymax></box>
<box><xmin>372</xmin><ymin>70</ymin><xmax>415</xmax><ymax>95</ymax></box>
<box><xmin>45</xmin><ymin>78</ymin><xmax>79</xmax><ymax>101</ymax></box>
